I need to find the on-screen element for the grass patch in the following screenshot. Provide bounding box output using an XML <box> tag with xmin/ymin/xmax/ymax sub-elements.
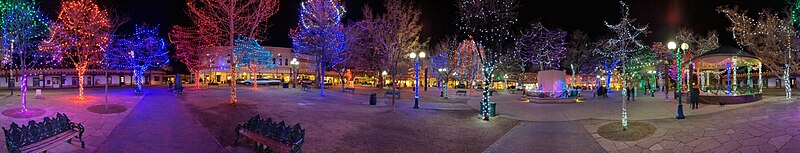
<box><xmin>597</xmin><ymin>121</ymin><xmax>656</xmax><ymax>141</ymax></box>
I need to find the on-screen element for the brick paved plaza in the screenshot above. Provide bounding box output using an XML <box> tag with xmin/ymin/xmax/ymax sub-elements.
<box><xmin>0</xmin><ymin>86</ymin><xmax>799</xmax><ymax>153</ymax></box>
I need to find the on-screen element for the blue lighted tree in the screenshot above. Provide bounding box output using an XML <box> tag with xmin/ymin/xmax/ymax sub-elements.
<box><xmin>234</xmin><ymin>36</ymin><xmax>274</xmax><ymax>90</ymax></box>
<box><xmin>290</xmin><ymin>0</ymin><xmax>346</xmax><ymax>96</ymax></box>
<box><xmin>0</xmin><ymin>0</ymin><xmax>50</xmax><ymax>112</ymax></box>
<box><xmin>105</xmin><ymin>24</ymin><xmax>169</xmax><ymax>95</ymax></box>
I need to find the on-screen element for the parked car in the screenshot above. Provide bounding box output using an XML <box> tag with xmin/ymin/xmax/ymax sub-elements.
<box><xmin>235</xmin><ymin>79</ymin><xmax>247</xmax><ymax>84</ymax></box>
<box><xmin>455</xmin><ymin>84</ymin><xmax>466</xmax><ymax>89</ymax></box>
<box><xmin>243</xmin><ymin>79</ymin><xmax>282</xmax><ymax>85</ymax></box>
<box><xmin>299</xmin><ymin>79</ymin><xmax>313</xmax><ymax>85</ymax></box>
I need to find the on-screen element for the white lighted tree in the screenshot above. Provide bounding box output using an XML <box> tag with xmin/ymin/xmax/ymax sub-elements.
<box><xmin>515</xmin><ymin>21</ymin><xmax>567</xmax><ymax>71</ymax></box>
<box><xmin>718</xmin><ymin>6</ymin><xmax>798</xmax><ymax>99</ymax></box>
<box><xmin>598</xmin><ymin>1</ymin><xmax>649</xmax><ymax>130</ymax></box>
<box><xmin>457</xmin><ymin>0</ymin><xmax>518</xmax><ymax>120</ymax></box>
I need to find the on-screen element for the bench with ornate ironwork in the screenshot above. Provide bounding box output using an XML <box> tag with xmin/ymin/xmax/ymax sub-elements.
<box><xmin>234</xmin><ymin>115</ymin><xmax>305</xmax><ymax>153</ymax></box>
<box><xmin>3</xmin><ymin>113</ymin><xmax>85</xmax><ymax>153</ymax></box>
<box><xmin>343</xmin><ymin>88</ymin><xmax>355</xmax><ymax>93</ymax></box>
<box><xmin>384</xmin><ymin>91</ymin><xmax>400</xmax><ymax>98</ymax></box>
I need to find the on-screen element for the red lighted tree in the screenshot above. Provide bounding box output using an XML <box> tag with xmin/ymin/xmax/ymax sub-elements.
<box><xmin>40</xmin><ymin>0</ymin><xmax>112</xmax><ymax>100</ymax></box>
<box><xmin>169</xmin><ymin>25</ymin><xmax>212</xmax><ymax>89</ymax></box>
<box><xmin>186</xmin><ymin>0</ymin><xmax>279</xmax><ymax>103</ymax></box>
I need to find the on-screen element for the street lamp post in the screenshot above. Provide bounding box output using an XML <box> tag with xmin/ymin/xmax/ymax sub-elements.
<box><xmin>668</xmin><ymin>41</ymin><xmax>688</xmax><ymax>120</ymax></box>
<box><xmin>410</xmin><ymin>52</ymin><xmax>426</xmax><ymax>109</ymax></box>
<box><xmin>290</xmin><ymin>58</ymin><xmax>299</xmax><ymax>88</ymax></box>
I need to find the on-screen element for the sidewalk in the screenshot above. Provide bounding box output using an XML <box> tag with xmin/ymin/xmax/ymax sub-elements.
<box><xmin>94</xmin><ymin>90</ymin><xmax>225</xmax><ymax>153</ymax></box>
<box><xmin>483</xmin><ymin>121</ymin><xmax>604</xmax><ymax>153</ymax></box>
<box><xmin>468</xmin><ymin>91</ymin><xmax>785</xmax><ymax>121</ymax></box>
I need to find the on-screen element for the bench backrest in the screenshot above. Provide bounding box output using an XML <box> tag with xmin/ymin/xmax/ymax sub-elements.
<box><xmin>237</xmin><ymin>115</ymin><xmax>305</xmax><ymax>153</ymax></box>
<box><xmin>3</xmin><ymin>113</ymin><xmax>82</xmax><ymax>153</ymax></box>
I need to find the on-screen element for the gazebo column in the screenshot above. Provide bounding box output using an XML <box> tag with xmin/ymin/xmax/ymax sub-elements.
<box><xmin>747</xmin><ymin>66</ymin><xmax>751</xmax><ymax>94</ymax></box>
<box><xmin>732</xmin><ymin>56</ymin><xmax>737</xmax><ymax>95</ymax></box>
<box><xmin>727</xmin><ymin>67</ymin><xmax>731</xmax><ymax>93</ymax></box>
<box><xmin>758</xmin><ymin>63</ymin><xmax>762</xmax><ymax>93</ymax></box>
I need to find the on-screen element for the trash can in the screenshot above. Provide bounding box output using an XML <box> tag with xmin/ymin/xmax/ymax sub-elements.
<box><xmin>369</xmin><ymin>93</ymin><xmax>377</xmax><ymax>105</ymax></box>
<box><xmin>488</xmin><ymin>102</ymin><xmax>496</xmax><ymax>117</ymax></box>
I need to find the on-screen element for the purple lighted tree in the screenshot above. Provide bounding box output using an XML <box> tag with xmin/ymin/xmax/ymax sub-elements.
<box><xmin>515</xmin><ymin>21</ymin><xmax>567</xmax><ymax>71</ymax></box>
<box><xmin>105</xmin><ymin>24</ymin><xmax>169</xmax><ymax>95</ymax></box>
<box><xmin>290</xmin><ymin>0</ymin><xmax>346</xmax><ymax>96</ymax></box>
<box><xmin>0</xmin><ymin>0</ymin><xmax>50</xmax><ymax>112</ymax></box>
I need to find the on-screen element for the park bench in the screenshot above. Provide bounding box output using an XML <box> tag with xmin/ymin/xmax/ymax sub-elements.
<box><xmin>456</xmin><ymin>90</ymin><xmax>467</xmax><ymax>95</ymax></box>
<box><xmin>3</xmin><ymin>113</ymin><xmax>85</xmax><ymax>153</ymax></box>
<box><xmin>343</xmin><ymin>88</ymin><xmax>355</xmax><ymax>93</ymax></box>
<box><xmin>234</xmin><ymin>115</ymin><xmax>305</xmax><ymax>153</ymax></box>
<box><xmin>301</xmin><ymin>84</ymin><xmax>310</xmax><ymax>92</ymax></box>
<box><xmin>384</xmin><ymin>91</ymin><xmax>400</xmax><ymax>98</ymax></box>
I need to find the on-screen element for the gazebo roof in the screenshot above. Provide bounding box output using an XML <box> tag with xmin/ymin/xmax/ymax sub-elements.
<box><xmin>694</xmin><ymin>45</ymin><xmax>757</xmax><ymax>59</ymax></box>
<box><xmin>689</xmin><ymin>45</ymin><xmax>761</xmax><ymax>70</ymax></box>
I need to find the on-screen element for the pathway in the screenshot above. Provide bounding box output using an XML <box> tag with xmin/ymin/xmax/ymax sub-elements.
<box><xmin>484</xmin><ymin>121</ymin><xmax>604</xmax><ymax>153</ymax></box>
<box><xmin>95</xmin><ymin>90</ymin><xmax>225</xmax><ymax>153</ymax></box>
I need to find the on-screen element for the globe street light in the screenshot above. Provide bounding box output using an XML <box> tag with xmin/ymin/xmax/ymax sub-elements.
<box><xmin>668</xmin><ymin>41</ymin><xmax>688</xmax><ymax>120</ymax></box>
<box><xmin>290</xmin><ymin>58</ymin><xmax>299</xmax><ymax>88</ymax></box>
<box><xmin>410</xmin><ymin>51</ymin><xmax>425</xmax><ymax>109</ymax></box>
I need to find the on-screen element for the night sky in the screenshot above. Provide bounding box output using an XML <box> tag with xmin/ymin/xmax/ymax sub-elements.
<box><xmin>38</xmin><ymin>0</ymin><xmax>790</xmax><ymax>47</ymax></box>
<box><xmin>35</xmin><ymin>0</ymin><xmax>790</xmax><ymax>72</ymax></box>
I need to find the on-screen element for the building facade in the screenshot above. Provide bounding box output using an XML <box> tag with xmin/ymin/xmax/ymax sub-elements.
<box><xmin>0</xmin><ymin>68</ymin><xmax>168</xmax><ymax>89</ymax></box>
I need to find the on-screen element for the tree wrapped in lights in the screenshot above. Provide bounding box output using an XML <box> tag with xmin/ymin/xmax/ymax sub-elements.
<box><xmin>676</xmin><ymin>28</ymin><xmax>720</xmax><ymax>56</ymax></box>
<box><xmin>169</xmin><ymin>25</ymin><xmax>213</xmax><ymax>89</ymax></box>
<box><xmin>40</xmin><ymin>0</ymin><xmax>113</xmax><ymax>100</ymax></box>
<box><xmin>105</xmin><ymin>24</ymin><xmax>169</xmax><ymax>95</ymax></box>
<box><xmin>515</xmin><ymin>21</ymin><xmax>567</xmax><ymax>71</ymax></box>
<box><xmin>355</xmin><ymin>0</ymin><xmax>427</xmax><ymax>109</ymax></box>
<box><xmin>563</xmin><ymin>30</ymin><xmax>595</xmax><ymax>89</ymax></box>
<box><xmin>455</xmin><ymin>37</ymin><xmax>483</xmax><ymax>95</ymax></box>
<box><xmin>718</xmin><ymin>6</ymin><xmax>798</xmax><ymax>99</ymax></box>
<box><xmin>291</xmin><ymin>0</ymin><xmax>346</xmax><ymax>96</ymax></box>
<box><xmin>457</xmin><ymin>0</ymin><xmax>518</xmax><ymax>120</ymax></box>
<box><xmin>598</xmin><ymin>1</ymin><xmax>649</xmax><ymax>130</ymax></box>
<box><xmin>651</xmin><ymin>42</ymin><xmax>672</xmax><ymax>93</ymax></box>
<box><xmin>0</xmin><ymin>0</ymin><xmax>50</xmax><ymax>111</ymax></box>
<box><xmin>186</xmin><ymin>0</ymin><xmax>279</xmax><ymax>104</ymax></box>
<box><xmin>234</xmin><ymin>36</ymin><xmax>274</xmax><ymax>90</ymax></box>
<box><xmin>432</xmin><ymin>36</ymin><xmax>460</xmax><ymax>98</ymax></box>
<box><xmin>346</xmin><ymin>12</ymin><xmax>386</xmax><ymax>88</ymax></box>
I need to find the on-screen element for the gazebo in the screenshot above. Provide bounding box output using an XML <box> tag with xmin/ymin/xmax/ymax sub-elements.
<box><xmin>687</xmin><ymin>45</ymin><xmax>762</xmax><ymax>104</ymax></box>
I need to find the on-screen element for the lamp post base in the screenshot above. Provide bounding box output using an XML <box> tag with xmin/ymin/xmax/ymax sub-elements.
<box><xmin>676</xmin><ymin>94</ymin><xmax>686</xmax><ymax>119</ymax></box>
<box><xmin>413</xmin><ymin>98</ymin><xmax>419</xmax><ymax>109</ymax></box>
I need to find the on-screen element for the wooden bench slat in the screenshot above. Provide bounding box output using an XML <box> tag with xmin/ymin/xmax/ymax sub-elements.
<box><xmin>19</xmin><ymin>130</ymin><xmax>79</xmax><ymax>152</ymax></box>
<box><xmin>238</xmin><ymin>129</ymin><xmax>292</xmax><ymax>153</ymax></box>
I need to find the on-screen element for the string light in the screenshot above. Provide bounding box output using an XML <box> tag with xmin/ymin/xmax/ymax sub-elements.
<box><xmin>234</xmin><ymin>36</ymin><xmax>275</xmax><ymax>90</ymax></box>
<box><xmin>105</xmin><ymin>24</ymin><xmax>169</xmax><ymax>95</ymax></box>
<box><xmin>39</xmin><ymin>0</ymin><xmax>112</xmax><ymax>100</ymax></box>
<box><xmin>290</xmin><ymin>0</ymin><xmax>346</xmax><ymax>96</ymax></box>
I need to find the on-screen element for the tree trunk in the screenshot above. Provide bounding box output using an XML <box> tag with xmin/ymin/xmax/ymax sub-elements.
<box><xmin>444</xmin><ymin>78</ymin><xmax>449</xmax><ymax>99</ymax></box>
<box><xmin>338</xmin><ymin>69</ymin><xmax>345</xmax><ymax>91</ymax></box>
<box><xmin>134</xmin><ymin>68</ymin><xmax>143</xmax><ymax>95</ymax></box>
<box><xmin>785</xmin><ymin>64</ymin><xmax>792</xmax><ymax>99</ymax></box>
<box><xmin>105</xmin><ymin>69</ymin><xmax>108</xmax><ymax>111</ymax></box>
<box><xmin>318</xmin><ymin>62</ymin><xmax>325</xmax><ymax>96</ymax></box>
<box><xmin>252</xmin><ymin>70</ymin><xmax>257</xmax><ymax>90</ymax></box>
<box><xmin>230</xmin><ymin>61</ymin><xmax>237</xmax><ymax>103</ymax></box>
<box><xmin>194</xmin><ymin>72</ymin><xmax>201</xmax><ymax>89</ymax></box>
<box><xmin>480</xmin><ymin>63</ymin><xmax>493</xmax><ymax>121</ymax></box>
<box><xmin>20</xmin><ymin>68</ymin><xmax>27</xmax><ymax>111</ymax></box>
<box><xmin>77</xmin><ymin>67</ymin><xmax>86</xmax><ymax>100</ymax></box>
<box><xmin>621</xmin><ymin>67</ymin><xmax>628</xmax><ymax>131</ymax></box>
